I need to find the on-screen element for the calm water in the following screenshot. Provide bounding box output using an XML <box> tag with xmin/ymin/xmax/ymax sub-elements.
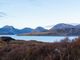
<box><xmin>0</xmin><ymin>35</ymin><xmax>78</xmax><ymax>42</ymax></box>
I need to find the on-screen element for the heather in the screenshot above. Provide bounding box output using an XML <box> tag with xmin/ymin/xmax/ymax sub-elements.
<box><xmin>0</xmin><ymin>37</ymin><xmax>80</xmax><ymax>60</ymax></box>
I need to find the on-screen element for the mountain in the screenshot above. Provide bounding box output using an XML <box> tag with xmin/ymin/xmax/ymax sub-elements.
<box><xmin>19</xmin><ymin>27</ymin><xmax>48</xmax><ymax>36</ymax></box>
<box><xmin>19</xmin><ymin>28</ymin><xmax>33</xmax><ymax>34</ymax></box>
<box><xmin>49</xmin><ymin>23</ymin><xmax>80</xmax><ymax>36</ymax></box>
<box><xmin>75</xmin><ymin>24</ymin><xmax>80</xmax><ymax>29</ymax></box>
<box><xmin>0</xmin><ymin>25</ymin><xmax>19</xmax><ymax>35</ymax></box>
<box><xmin>50</xmin><ymin>23</ymin><xmax>74</xmax><ymax>30</ymax></box>
<box><xmin>32</xmin><ymin>27</ymin><xmax>48</xmax><ymax>32</ymax></box>
<box><xmin>1</xmin><ymin>23</ymin><xmax>80</xmax><ymax>36</ymax></box>
<box><xmin>19</xmin><ymin>23</ymin><xmax>80</xmax><ymax>36</ymax></box>
<box><xmin>0</xmin><ymin>25</ymin><xmax>33</xmax><ymax>35</ymax></box>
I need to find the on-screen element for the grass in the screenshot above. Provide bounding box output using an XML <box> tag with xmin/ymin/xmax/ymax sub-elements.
<box><xmin>0</xmin><ymin>37</ymin><xmax>80</xmax><ymax>60</ymax></box>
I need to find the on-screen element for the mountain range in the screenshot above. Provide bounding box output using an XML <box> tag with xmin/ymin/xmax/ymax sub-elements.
<box><xmin>0</xmin><ymin>23</ymin><xmax>80</xmax><ymax>36</ymax></box>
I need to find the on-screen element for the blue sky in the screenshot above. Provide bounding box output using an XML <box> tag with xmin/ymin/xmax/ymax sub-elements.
<box><xmin>0</xmin><ymin>0</ymin><xmax>80</xmax><ymax>29</ymax></box>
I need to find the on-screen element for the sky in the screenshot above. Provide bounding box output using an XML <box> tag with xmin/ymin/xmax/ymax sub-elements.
<box><xmin>0</xmin><ymin>0</ymin><xmax>80</xmax><ymax>29</ymax></box>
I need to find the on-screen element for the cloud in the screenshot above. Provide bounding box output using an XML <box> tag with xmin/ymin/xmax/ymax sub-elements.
<box><xmin>0</xmin><ymin>12</ymin><xmax>6</xmax><ymax>17</ymax></box>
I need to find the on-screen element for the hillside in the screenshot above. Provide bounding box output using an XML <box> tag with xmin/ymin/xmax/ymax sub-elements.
<box><xmin>0</xmin><ymin>25</ymin><xmax>33</xmax><ymax>35</ymax></box>
<box><xmin>19</xmin><ymin>23</ymin><xmax>80</xmax><ymax>36</ymax></box>
<box><xmin>1</xmin><ymin>23</ymin><xmax>80</xmax><ymax>36</ymax></box>
<box><xmin>0</xmin><ymin>36</ymin><xmax>80</xmax><ymax>60</ymax></box>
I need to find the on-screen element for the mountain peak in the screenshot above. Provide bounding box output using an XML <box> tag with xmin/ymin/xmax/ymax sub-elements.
<box><xmin>2</xmin><ymin>25</ymin><xmax>14</xmax><ymax>29</ymax></box>
<box><xmin>51</xmin><ymin>23</ymin><xmax>74</xmax><ymax>30</ymax></box>
<box><xmin>35</xmin><ymin>26</ymin><xmax>45</xmax><ymax>29</ymax></box>
<box><xmin>33</xmin><ymin>26</ymin><xmax>47</xmax><ymax>32</ymax></box>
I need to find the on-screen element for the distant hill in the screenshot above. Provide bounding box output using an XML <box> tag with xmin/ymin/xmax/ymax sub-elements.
<box><xmin>0</xmin><ymin>25</ymin><xmax>19</xmax><ymax>35</ymax></box>
<box><xmin>18</xmin><ymin>23</ymin><xmax>80</xmax><ymax>36</ymax></box>
<box><xmin>0</xmin><ymin>25</ymin><xmax>33</xmax><ymax>35</ymax></box>
<box><xmin>32</xmin><ymin>27</ymin><xmax>48</xmax><ymax>32</ymax></box>
<box><xmin>1</xmin><ymin>23</ymin><xmax>80</xmax><ymax>36</ymax></box>
<box><xmin>50</xmin><ymin>23</ymin><xmax>74</xmax><ymax>30</ymax></box>
<box><xmin>19</xmin><ymin>28</ymin><xmax>33</xmax><ymax>34</ymax></box>
<box><xmin>49</xmin><ymin>23</ymin><xmax>80</xmax><ymax>36</ymax></box>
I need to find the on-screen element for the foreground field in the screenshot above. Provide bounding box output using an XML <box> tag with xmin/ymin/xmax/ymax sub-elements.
<box><xmin>0</xmin><ymin>37</ymin><xmax>80</xmax><ymax>60</ymax></box>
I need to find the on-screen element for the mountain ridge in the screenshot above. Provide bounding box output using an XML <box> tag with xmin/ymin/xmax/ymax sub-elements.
<box><xmin>0</xmin><ymin>23</ymin><xmax>80</xmax><ymax>36</ymax></box>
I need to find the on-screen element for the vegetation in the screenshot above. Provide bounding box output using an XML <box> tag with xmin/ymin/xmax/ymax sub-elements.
<box><xmin>0</xmin><ymin>37</ymin><xmax>80</xmax><ymax>60</ymax></box>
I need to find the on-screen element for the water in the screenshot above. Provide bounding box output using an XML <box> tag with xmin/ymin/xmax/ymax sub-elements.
<box><xmin>0</xmin><ymin>35</ymin><xmax>78</xmax><ymax>42</ymax></box>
